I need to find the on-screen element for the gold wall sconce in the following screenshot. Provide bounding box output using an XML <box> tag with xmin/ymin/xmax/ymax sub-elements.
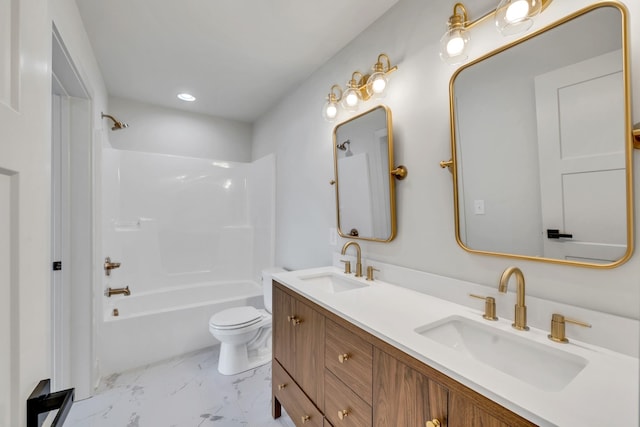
<box><xmin>633</xmin><ymin>124</ymin><xmax>640</xmax><ymax>149</ymax></box>
<box><xmin>322</xmin><ymin>53</ymin><xmax>397</xmax><ymax>122</ymax></box>
<box><xmin>440</xmin><ymin>0</ymin><xmax>553</xmax><ymax>65</ymax></box>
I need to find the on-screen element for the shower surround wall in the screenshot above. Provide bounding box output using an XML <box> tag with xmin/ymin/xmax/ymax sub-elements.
<box><xmin>99</xmin><ymin>149</ymin><xmax>274</xmax><ymax>375</ymax></box>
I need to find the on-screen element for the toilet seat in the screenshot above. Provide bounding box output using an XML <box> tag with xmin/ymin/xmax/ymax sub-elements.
<box><xmin>209</xmin><ymin>306</ymin><xmax>264</xmax><ymax>330</ymax></box>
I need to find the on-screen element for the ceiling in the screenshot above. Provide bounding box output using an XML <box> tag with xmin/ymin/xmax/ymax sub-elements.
<box><xmin>75</xmin><ymin>0</ymin><xmax>403</xmax><ymax>123</ymax></box>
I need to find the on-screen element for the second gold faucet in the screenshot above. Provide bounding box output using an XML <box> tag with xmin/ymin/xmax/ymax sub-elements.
<box><xmin>498</xmin><ymin>267</ymin><xmax>528</xmax><ymax>331</ymax></box>
<box><xmin>341</xmin><ymin>241</ymin><xmax>362</xmax><ymax>277</ymax></box>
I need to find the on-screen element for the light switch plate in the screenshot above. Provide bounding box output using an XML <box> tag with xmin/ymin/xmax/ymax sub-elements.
<box><xmin>329</xmin><ymin>228</ymin><xmax>337</xmax><ymax>245</ymax></box>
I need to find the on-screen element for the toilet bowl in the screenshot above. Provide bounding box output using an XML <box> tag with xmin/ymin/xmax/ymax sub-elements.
<box><xmin>208</xmin><ymin>268</ymin><xmax>284</xmax><ymax>375</ymax></box>
<box><xmin>209</xmin><ymin>306</ymin><xmax>272</xmax><ymax>375</ymax></box>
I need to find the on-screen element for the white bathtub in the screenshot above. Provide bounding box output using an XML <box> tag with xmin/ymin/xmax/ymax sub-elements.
<box><xmin>99</xmin><ymin>280</ymin><xmax>263</xmax><ymax>376</ymax></box>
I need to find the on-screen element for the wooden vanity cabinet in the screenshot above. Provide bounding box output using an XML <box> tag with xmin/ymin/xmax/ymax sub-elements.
<box><xmin>272</xmin><ymin>281</ymin><xmax>537</xmax><ymax>427</ymax></box>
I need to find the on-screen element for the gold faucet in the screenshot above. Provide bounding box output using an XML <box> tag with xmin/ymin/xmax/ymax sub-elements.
<box><xmin>105</xmin><ymin>286</ymin><xmax>130</xmax><ymax>297</ymax></box>
<box><xmin>498</xmin><ymin>267</ymin><xmax>528</xmax><ymax>331</ymax></box>
<box><xmin>341</xmin><ymin>241</ymin><xmax>362</xmax><ymax>277</ymax></box>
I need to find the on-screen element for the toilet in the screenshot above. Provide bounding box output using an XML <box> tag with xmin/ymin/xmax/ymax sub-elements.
<box><xmin>209</xmin><ymin>268</ymin><xmax>284</xmax><ymax>375</ymax></box>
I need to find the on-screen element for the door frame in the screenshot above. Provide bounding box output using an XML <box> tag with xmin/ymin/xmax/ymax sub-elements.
<box><xmin>51</xmin><ymin>24</ymin><xmax>95</xmax><ymax>400</ymax></box>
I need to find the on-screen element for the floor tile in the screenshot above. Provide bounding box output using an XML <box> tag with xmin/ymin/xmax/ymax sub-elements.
<box><xmin>66</xmin><ymin>346</ymin><xmax>294</xmax><ymax>427</ymax></box>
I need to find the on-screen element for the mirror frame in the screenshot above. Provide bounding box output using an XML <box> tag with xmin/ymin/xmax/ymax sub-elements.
<box><xmin>447</xmin><ymin>2</ymin><xmax>635</xmax><ymax>268</ymax></box>
<box><xmin>333</xmin><ymin>105</ymin><xmax>397</xmax><ymax>242</ymax></box>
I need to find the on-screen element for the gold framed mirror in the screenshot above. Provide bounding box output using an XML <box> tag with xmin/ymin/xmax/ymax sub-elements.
<box><xmin>333</xmin><ymin>105</ymin><xmax>401</xmax><ymax>242</ymax></box>
<box><xmin>447</xmin><ymin>3</ymin><xmax>634</xmax><ymax>268</ymax></box>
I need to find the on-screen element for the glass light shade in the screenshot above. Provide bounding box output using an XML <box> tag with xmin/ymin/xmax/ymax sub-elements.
<box><xmin>439</xmin><ymin>27</ymin><xmax>469</xmax><ymax>65</ymax></box>
<box><xmin>341</xmin><ymin>87</ymin><xmax>360</xmax><ymax>112</ymax></box>
<box><xmin>366</xmin><ymin>72</ymin><xmax>389</xmax><ymax>98</ymax></box>
<box><xmin>495</xmin><ymin>0</ymin><xmax>541</xmax><ymax>36</ymax></box>
<box><xmin>322</xmin><ymin>99</ymin><xmax>339</xmax><ymax>122</ymax></box>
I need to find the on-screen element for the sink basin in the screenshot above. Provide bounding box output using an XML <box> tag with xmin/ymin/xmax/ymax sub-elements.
<box><xmin>297</xmin><ymin>272</ymin><xmax>368</xmax><ymax>293</ymax></box>
<box><xmin>415</xmin><ymin>316</ymin><xmax>587</xmax><ymax>391</ymax></box>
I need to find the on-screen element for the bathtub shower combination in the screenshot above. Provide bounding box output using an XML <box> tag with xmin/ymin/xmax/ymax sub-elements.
<box><xmin>100</xmin><ymin>149</ymin><xmax>275</xmax><ymax>376</ymax></box>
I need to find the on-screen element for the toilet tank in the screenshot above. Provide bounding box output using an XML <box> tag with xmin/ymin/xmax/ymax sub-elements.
<box><xmin>262</xmin><ymin>267</ymin><xmax>285</xmax><ymax>313</ymax></box>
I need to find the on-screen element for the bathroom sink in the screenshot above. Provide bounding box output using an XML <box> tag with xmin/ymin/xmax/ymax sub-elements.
<box><xmin>415</xmin><ymin>316</ymin><xmax>588</xmax><ymax>392</ymax></box>
<box><xmin>297</xmin><ymin>272</ymin><xmax>368</xmax><ymax>293</ymax></box>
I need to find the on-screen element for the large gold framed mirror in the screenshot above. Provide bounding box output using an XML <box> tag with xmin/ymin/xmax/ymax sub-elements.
<box><xmin>447</xmin><ymin>3</ymin><xmax>634</xmax><ymax>268</ymax></box>
<box><xmin>333</xmin><ymin>105</ymin><xmax>404</xmax><ymax>242</ymax></box>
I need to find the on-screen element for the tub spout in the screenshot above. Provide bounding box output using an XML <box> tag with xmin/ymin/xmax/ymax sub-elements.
<box><xmin>105</xmin><ymin>286</ymin><xmax>130</xmax><ymax>297</ymax></box>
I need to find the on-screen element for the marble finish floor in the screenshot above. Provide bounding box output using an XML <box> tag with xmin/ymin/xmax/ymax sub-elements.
<box><xmin>66</xmin><ymin>346</ymin><xmax>294</xmax><ymax>427</ymax></box>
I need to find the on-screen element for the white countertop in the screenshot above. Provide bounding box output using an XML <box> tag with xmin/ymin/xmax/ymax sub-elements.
<box><xmin>273</xmin><ymin>266</ymin><xmax>639</xmax><ymax>427</ymax></box>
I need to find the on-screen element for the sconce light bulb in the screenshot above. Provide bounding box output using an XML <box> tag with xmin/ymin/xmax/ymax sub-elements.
<box><xmin>371</xmin><ymin>75</ymin><xmax>387</xmax><ymax>94</ymax></box>
<box><xmin>446</xmin><ymin>35</ymin><xmax>465</xmax><ymax>56</ymax></box>
<box><xmin>342</xmin><ymin>87</ymin><xmax>360</xmax><ymax>111</ymax></box>
<box><xmin>440</xmin><ymin>27</ymin><xmax>469</xmax><ymax>64</ymax></box>
<box><xmin>505</xmin><ymin>0</ymin><xmax>530</xmax><ymax>23</ymax></box>
<box><xmin>326</xmin><ymin>104</ymin><xmax>337</xmax><ymax>118</ymax></box>
<box><xmin>495</xmin><ymin>0</ymin><xmax>540</xmax><ymax>36</ymax></box>
<box><xmin>346</xmin><ymin>92</ymin><xmax>358</xmax><ymax>106</ymax></box>
<box><xmin>322</xmin><ymin>100</ymin><xmax>339</xmax><ymax>122</ymax></box>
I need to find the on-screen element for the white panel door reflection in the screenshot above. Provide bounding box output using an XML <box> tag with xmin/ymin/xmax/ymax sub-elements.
<box><xmin>535</xmin><ymin>50</ymin><xmax>626</xmax><ymax>263</ymax></box>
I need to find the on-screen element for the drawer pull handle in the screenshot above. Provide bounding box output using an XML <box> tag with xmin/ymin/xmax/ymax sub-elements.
<box><xmin>301</xmin><ymin>415</ymin><xmax>311</xmax><ymax>423</ymax></box>
<box><xmin>277</xmin><ymin>383</ymin><xmax>287</xmax><ymax>390</ymax></box>
<box><xmin>338</xmin><ymin>409</ymin><xmax>350</xmax><ymax>420</ymax></box>
<box><xmin>287</xmin><ymin>315</ymin><xmax>302</xmax><ymax>326</ymax></box>
<box><xmin>426</xmin><ymin>419</ymin><xmax>441</xmax><ymax>427</ymax></box>
<box><xmin>338</xmin><ymin>353</ymin><xmax>350</xmax><ymax>363</ymax></box>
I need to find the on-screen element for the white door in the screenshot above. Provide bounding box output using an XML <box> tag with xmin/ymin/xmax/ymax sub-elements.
<box><xmin>0</xmin><ymin>0</ymin><xmax>53</xmax><ymax>425</ymax></box>
<box><xmin>535</xmin><ymin>50</ymin><xmax>627</xmax><ymax>264</ymax></box>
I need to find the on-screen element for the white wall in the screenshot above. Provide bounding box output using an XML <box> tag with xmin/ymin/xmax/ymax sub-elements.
<box><xmin>107</xmin><ymin>96</ymin><xmax>253</xmax><ymax>161</ymax></box>
<box><xmin>253</xmin><ymin>0</ymin><xmax>640</xmax><ymax>319</ymax></box>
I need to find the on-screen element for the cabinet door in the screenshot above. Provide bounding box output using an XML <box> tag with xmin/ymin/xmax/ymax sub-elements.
<box><xmin>448</xmin><ymin>393</ymin><xmax>510</xmax><ymax>427</ymax></box>
<box><xmin>373</xmin><ymin>348</ymin><xmax>448</xmax><ymax>427</ymax></box>
<box><xmin>273</xmin><ymin>286</ymin><xmax>295</xmax><ymax>374</ymax></box>
<box><xmin>294</xmin><ymin>299</ymin><xmax>325</xmax><ymax>407</ymax></box>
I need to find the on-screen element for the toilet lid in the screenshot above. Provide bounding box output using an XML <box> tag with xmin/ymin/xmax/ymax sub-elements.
<box><xmin>209</xmin><ymin>306</ymin><xmax>263</xmax><ymax>329</ymax></box>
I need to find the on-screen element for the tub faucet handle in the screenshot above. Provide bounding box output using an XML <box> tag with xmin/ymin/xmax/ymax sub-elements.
<box><xmin>104</xmin><ymin>257</ymin><xmax>121</xmax><ymax>276</ymax></box>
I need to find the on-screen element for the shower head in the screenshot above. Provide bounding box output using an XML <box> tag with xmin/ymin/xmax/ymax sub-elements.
<box><xmin>101</xmin><ymin>112</ymin><xmax>129</xmax><ymax>131</ymax></box>
<box><xmin>336</xmin><ymin>139</ymin><xmax>350</xmax><ymax>151</ymax></box>
<box><xmin>337</xmin><ymin>140</ymin><xmax>353</xmax><ymax>157</ymax></box>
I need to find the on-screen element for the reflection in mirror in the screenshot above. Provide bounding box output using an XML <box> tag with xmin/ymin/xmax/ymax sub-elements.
<box><xmin>449</xmin><ymin>4</ymin><xmax>633</xmax><ymax>267</ymax></box>
<box><xmin>333</xmin><ymin>105</ymin><xmax>396</xmax><ymax>242</ymax></box>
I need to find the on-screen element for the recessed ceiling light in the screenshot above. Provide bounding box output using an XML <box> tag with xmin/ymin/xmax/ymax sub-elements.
<box><xmin>177</xmin><ymin>93</ymin><xmax>196</xmax><ymax>102</ymax></box>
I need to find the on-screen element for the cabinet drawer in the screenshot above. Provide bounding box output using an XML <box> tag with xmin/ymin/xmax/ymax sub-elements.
<box><xmin>325</xmin><ymin>370</ymin><xmax>372</xmax><ymax>427</ymax></box>
<box><xmin>273</xmin><ymin>360</ymin><xmax>323</xmax><ymax>427</ymax></box>
<box><xmin>325</xmin><ymin>319</ymin><xmax>373</xmax><ymax>403</ymax></box>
